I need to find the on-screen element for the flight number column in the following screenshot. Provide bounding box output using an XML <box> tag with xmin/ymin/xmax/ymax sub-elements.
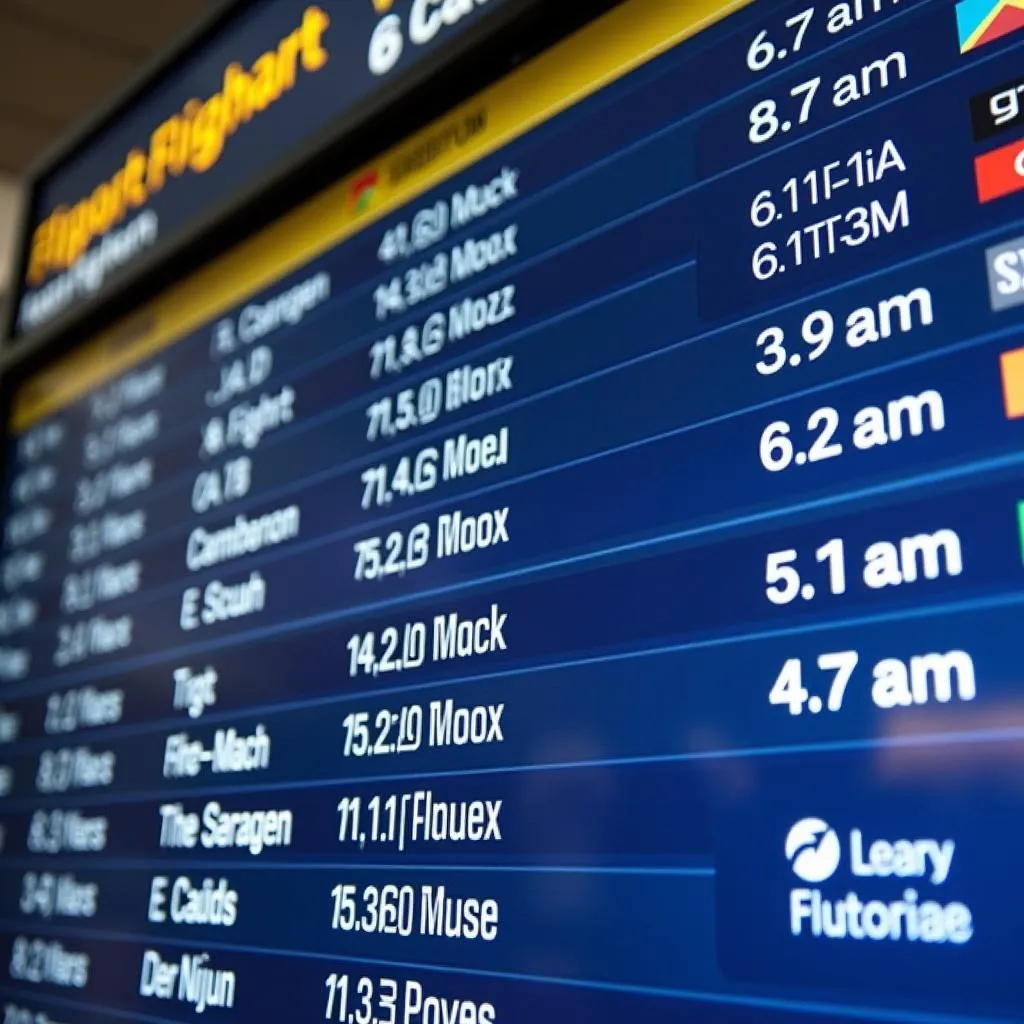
<box><xmin>328</xmin><ymin>179</ymin><xmax>520</xmax><ymax>1008</ymax></box>
<box><xmin>354</xmin><ymin>170</ymin><xmax>521</xmax><ymax>587</ymax></box>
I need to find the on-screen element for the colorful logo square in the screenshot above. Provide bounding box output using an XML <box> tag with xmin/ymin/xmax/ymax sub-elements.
<box><xmin>957</xmin><ymin>0</ymin><xmax>1024</xmax><ymax>53</ymax></box>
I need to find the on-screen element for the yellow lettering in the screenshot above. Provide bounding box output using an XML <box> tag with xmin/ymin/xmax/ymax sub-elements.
<box><xmin>65</xmin><ymin>201</ymin><xmax>93</xmax><ymax>264</ymax></box>
<box><xmin>107</xmin><ymin>170</ymin><xmax>127</xmax><ymax>226</ymax></box>
<box><xmin>300</xmin><ymin>6</ymin><xmax>330</xmax><ymax>72</ymax></box>
<box><xmin>170</xmin><ymin>105</ymin><xmax>200</xmax><ymax>176</ymax></box>
<box><xmin>189</xmin><ymin>95</ymin><xmax>227</xmax><ymax>172</ymax></box>
<box><xmin>250</xmin><ymin>52</ymin><xmax>281</xmax><ymax>111</ymax></box>
<box><xmin>88</xmin><ymin>183</ymin><xmax>115</xmax><ymax>235</ymax></box>
<box><xmin>23</xmin><ymin>3</ymin><xmax>331</xmax><ymax>287</ymax></box>
<box><xmin>222</xmin><ymin>63</ymin><xmax>254</xmax><ymax>133</ymax></box>
<box><xmin>123</xmin><ymin>150</ymin><xmax>148</xmax><ymax>207</ymax></box>
<box><xmin>146</xmin><ymin>120</ymin><xmax>175</xmax><ymax>192</ymax></box>
<box><xmin>276</xmin><ymin>32</ymin><xmax>301</xmax><ymax>94</ymax></box>
<box><xmin>47</xmin><ymin>208</ymin><xmax>70</xmax><ymax>272</ymax></box>
<box><xmin>27</xmin><ymin>218</ymin><xmax>55</xmax><ymax>285</ymax></box>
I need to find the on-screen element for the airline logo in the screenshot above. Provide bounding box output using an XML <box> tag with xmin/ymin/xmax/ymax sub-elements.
<box><xmin>971</xmin><ymin>78</ymin><xmax>1024</xmax><ymax>140</ymax></box>
<box><xmin>974</xmin><ymin>136</ymin><xmax>1024</xmax><ymax>202</ymax></box>
<box><xmin>785</xmin><ymin>818</ymin><xmax>841</xmax><ymax>883</ymax></box>
<box><xmin>986</xmin><ymin>233</ymin><xmax>1024</xmax><ymax>310</ymax></box>
<box><xmin>1016</xmin><ymin>501</ymin><xmax>1024</xmax><ymax>563</ymax></box>
<box><xmin>785</xmin><ymin>816</ymin><xmax>972</xmax><ymax>945</ymax></box>
<box><xmin>350</xmin><ymin>169</ymin><xmax>381</xmax><ymax>213</ymax></box>
<box><xmin>999</xmin><ymin>345</ymin><xmax>1024</xmax><ymax>417</ymax></box>
<box><xmin>372</xmin><ymin>0</ymin><xmax>394</xmax><ymax>10</ymax></box>
<box><xmin>957</xmin><ymin>0</ymin><xmax>1024</xmax><ymax>52</ymax></box>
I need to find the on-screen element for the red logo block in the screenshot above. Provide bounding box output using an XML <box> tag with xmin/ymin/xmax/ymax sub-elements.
<box><xmin>975</xmin><ymin>136</ymin><xmax>1024</xmax><ymax>202</ymax></box>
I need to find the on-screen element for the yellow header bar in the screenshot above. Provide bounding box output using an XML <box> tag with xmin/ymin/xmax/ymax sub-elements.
<box><xmin>12</xmin><ymin>0</ymin><xmax>749</xmax><ymax>433</ymax></box>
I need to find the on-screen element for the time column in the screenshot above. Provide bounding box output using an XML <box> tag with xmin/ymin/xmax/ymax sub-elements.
<box><xmin>0</xmin><ymin>413</ymin><xmax>101</xmax><ymax>1004</ymax></box>
<box><xmin>0</xmin><ymin>416</ymin><xmax>67</xmax><ymax>835</ymax></box>
<box><xmin>0</xmin><ymin>419</ymin><xmax>65</xmax><ymax>692</ymax></box>
<box><xmin>53</xmin><ymin>363</ymin><xmax>168</xmax><ymax>672</ymax></box>
<box><xmin>4</xmin><ymin>359</ymin><xmax>170</xmax><ymax>1008</ymax></box>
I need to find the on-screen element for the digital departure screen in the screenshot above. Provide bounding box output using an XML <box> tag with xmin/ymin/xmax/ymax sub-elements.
<box><xmin>0</xmin><ymin>0</ymin><xmax>1021</xmax><ymax>1020</ymax></box>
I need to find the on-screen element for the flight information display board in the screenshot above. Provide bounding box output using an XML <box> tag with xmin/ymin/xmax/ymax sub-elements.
<box><xmin>0</xmin><ymin>0</ymin><xmax>1021</xmax><ymax>1020</ymax></box>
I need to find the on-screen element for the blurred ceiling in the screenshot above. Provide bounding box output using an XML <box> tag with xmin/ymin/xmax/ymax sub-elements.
<box><xmin>0</xmin><ymin>0</ymin><xmax>213</xmax><ymax>177</ymax></box>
